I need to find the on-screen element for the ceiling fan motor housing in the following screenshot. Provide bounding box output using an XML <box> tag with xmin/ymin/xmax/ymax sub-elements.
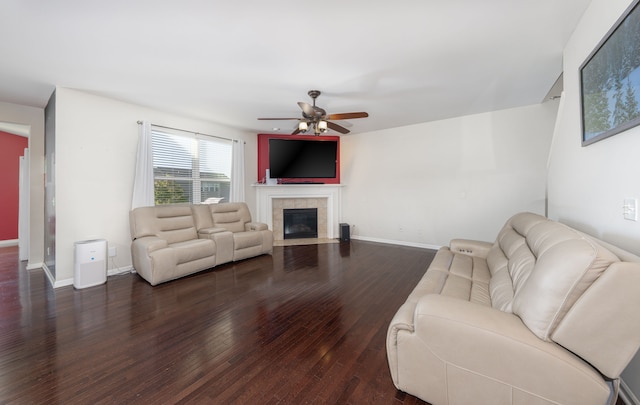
<box><xmin>308</xmin><ymin>90</ymin><xmax>321</xmax><ymax>100</ymax></box>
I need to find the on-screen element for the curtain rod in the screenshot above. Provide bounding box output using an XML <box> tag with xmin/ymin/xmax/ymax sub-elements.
<box><xmin>137</xmin><ymin>121</ymin><xmax>245</xmax><ymax>144</ymax></box>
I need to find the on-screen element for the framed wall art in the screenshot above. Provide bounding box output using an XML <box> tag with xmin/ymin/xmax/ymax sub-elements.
<box><xmin>580</xmin><ymin>0</ymin><xmax>640</xmax><ymax>146</ymax></box>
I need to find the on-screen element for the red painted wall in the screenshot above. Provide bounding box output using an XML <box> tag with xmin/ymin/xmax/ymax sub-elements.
<box><xmin>0</xmin><ymin>131</ymin><xmax>28</xmax><ymax>241</ymax></box>
<box><xmin>257</xmin><ymin>133</ymin><xmax>341</xmax><ymax>184</ymax></box>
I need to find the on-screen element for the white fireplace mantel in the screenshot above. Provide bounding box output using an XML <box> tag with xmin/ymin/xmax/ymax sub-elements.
<box><xmin>253</xmin><ymin>184</ymin><xmax>343</xmax><ymax>239</ymax></box>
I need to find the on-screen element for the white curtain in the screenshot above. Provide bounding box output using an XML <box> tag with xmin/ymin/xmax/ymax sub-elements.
<box><xmin>131</xmin><ymin>121</ymin><xmax>155</xmax><ymax>209</ymax></box>
<box><xmin>230</xmin><ymin>139</ymin><xmax>245</xmax><ymax>202</ymax></box>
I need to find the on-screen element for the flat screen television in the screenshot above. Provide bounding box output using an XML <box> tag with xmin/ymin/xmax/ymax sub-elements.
<box><xmin>268</xmin><ymin>138</ymin><xmax>338</xmax><ymax>179</ymax></box>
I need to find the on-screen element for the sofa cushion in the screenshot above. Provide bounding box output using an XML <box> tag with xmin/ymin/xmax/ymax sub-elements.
<box><xmin>486</xmin><ymin>213</ymin><xmax>547</xmax><ymax>312</ymax></box>
<box><xmin>208</xmin><ymin>202</ymin><xmax>252</xmax><ymax>233</ymax></box>
<box><xmin>130</xmin><ymin>205</ymin><xmax>198</xmax><ymax>244</ymax></box>
<box><xmin>170</xmin><ymin>239</ymin><xmax>216</xmax><ymax>265</ymax></box>
<box><xmin>406</xmin><ymin>247</ymin><xmax>492</xmax><ymax>307</ymax></box>
<box><xmin>233</xmin><ymin>231</ymin><xmax>264</xmax><ymax>250</ymax></box>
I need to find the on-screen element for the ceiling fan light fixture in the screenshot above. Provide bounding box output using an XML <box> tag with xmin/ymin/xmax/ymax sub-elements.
<box><xmin>298</xmin><ymin>121</ymin><xmax>308</xmax><ymax>132</ymax></box>
<box><xmin>317</xmin><ymin>120</ymin><xmax>327</xmax><ymax>133</ymax></box>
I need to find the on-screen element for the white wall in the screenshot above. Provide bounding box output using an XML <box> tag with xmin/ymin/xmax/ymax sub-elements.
<box><xmin>0</xmin><ymin>101</ymin><xmax>45</xmax><ymax>269</ymax></box>
<box><xmin>341</xmin><ymin>101</ymin><xmax>559</xmax><ymax>248</ymax></box>
<box><xmin>547</xmin><ymin>0</ymin><xmax>640</xmax><ymax>400</ymax></box>
<box><xmin>54</xmin><ymin>88</ymin><xmax>256</xmax><ymax>286</ymax></box>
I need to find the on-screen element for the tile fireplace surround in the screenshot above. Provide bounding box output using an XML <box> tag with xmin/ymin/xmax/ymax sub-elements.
<box><xmin>253</xmin><ymin>184</ymin><xmax>343</xmax><ymax>241</ymax></box>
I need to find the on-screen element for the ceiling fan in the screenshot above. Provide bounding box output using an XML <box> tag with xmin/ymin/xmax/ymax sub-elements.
<box><xmin>258</xmin><ymin>90</ymin><xmax>369</xmax><ymax>135</ymax></box>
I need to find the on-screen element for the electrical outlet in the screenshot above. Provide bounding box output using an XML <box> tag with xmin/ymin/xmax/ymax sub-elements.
<box><xmin>108</xmin><ymin>246</ymin><xmax>117</xmax><ymax>257</ymax></box>
<box><xmin>623</xmin><ymin>198</ymin><xmax>638</xmax><ymax>221</ymax></box>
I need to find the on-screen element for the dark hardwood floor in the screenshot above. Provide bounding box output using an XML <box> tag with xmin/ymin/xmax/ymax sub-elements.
<box><xmin>0</xmin><ymin>241</ymin><xmax>436</xmax><ymax>404</ymax></box>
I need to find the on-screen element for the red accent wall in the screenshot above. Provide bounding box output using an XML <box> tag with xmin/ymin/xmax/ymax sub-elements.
<box><xmin>257</xmin><ymin>133</ymin><xmax>341</xmax><ymax>184</ymax></box>
<box><xmin>0</xmin><ymin>131</ymin><xmax>28</xmax><ymax>241</ymax></box>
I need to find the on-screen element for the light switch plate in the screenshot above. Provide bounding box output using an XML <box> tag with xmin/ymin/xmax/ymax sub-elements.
<box><xmin>623</xmin><ymin>198</ymin><xmax>638</xmax><ymax>221</ymax></box>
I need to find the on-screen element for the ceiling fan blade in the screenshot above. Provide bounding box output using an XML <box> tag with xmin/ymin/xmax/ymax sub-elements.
<box><xmin>327</xmin><ymin>112</ymin><xmax>369</xmax><ymax>120</ymax></box>
<box><xmin>291</xmin><ymin>127</ymin><xmax>302</xmax><ymax>135</ymax></box>
<box><xmin>258</xmin><ymin>117</ymin><xmax>300</xmax><ymax>120</ymax></box>
<box><xmin>327</xmin><ymin>121</ymin><xmax>350</xmax><ymax>134</ymax></box>
<box><xmin>298</xmin><ymin>101</ymin><xmax>316</xmax><ymax>116</ymax></box>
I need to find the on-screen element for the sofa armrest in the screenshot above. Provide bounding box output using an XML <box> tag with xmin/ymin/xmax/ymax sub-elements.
<box><xmin>552</xmin><ymin>261</ymin><xmax>640</xmax><ymax>378</ymax></box>
<box><xmin>407</xmin><ymin>294</ymin><xmax>609</xmax><ymax>403</ymax></box>
<box><xmin>132</xmin><ymin>236</ymin><xmax>168</xmax><ymax>253</ymax></box>
<box><xmin>245</xmin><ymin>222</ymin><xmax>268</xmax><ymax>231</ymax></box>
<box><xmin>198</xmin><ymin>227</ymin><xmax>228</xmax><ymax>239</ymax></box>
<box><xmin>449</xmin><ymin>238</ymin><xmax>493</xmax><ymax>258</ymax></box>
<box><xmin>131</xmin><ymin>236</ymin><xmax>173</xmax><ymax>285</ymax></box>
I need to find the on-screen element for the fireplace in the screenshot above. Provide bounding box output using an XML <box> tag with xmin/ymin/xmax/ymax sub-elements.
<box><xmin>283</xmin><ymin>208</ymin><xmax>318</xmax><ymax>239</ymax></box>
<box><xmin>254</xmin><ymin>184</ymin><xmax>342</xmax><ymax>241</ymax></box>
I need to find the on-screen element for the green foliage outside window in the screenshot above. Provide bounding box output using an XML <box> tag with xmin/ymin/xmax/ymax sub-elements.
<box><xmin>155</xmin><ymin>179</ymin><xmax>188</xmax><ymax>205</ymax></box>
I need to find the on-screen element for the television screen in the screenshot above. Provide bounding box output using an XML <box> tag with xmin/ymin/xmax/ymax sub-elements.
<box><xmin>268</xmin><ymin>138</ymin><xmax>337</xmax><ymax>179</ymax></box>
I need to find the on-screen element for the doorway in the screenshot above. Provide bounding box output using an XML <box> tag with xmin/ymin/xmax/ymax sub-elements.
<box><xmin>0</xmin><ymin>124</ymin><xmax>30</xmax><ymax>261</ymax></box>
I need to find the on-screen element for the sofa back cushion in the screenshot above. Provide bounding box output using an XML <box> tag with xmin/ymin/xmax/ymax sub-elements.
<box><xmin>191</xmin><ymin>204</ymin><xmax>215</xmax><ymax>230</ymax></box>
<box><xmin>488</xmin><ymin>212</ymin><xmax>546</xmax><ymax>312</ymax></box>
<box><xmin>130</xmin><ymin>205</ymin><xmax>198</xmax><ymax>244</ymax></box>
<box><xmin>488</xmin><ymin>212</ymin><xmax>620</xmax><ymax>342</ymax></box>
<box><xmin>207</xmin><ymin>202</ymin><xmax>252</xmax><ymax>233</ymax></box>
<box><xmin>488</xmin><ymin>212</ymin><xmax>620</xmax><ymax>341</ymax></box>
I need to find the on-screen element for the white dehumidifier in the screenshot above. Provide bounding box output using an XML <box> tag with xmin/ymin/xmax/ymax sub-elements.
<box><xmin>74</xmin><ymin>239</ymin><xmax>107</xmax><ymax>289</ymax></box>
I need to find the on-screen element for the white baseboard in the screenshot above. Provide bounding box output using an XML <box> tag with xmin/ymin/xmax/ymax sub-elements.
<box><xmin>42</xmin><ymin>263</ymin><xmax>58</xmax><ymax>287</ymax></box>
<box><xmin>26</xmin><ymin>261</ymin><xmax>43</xmax><ymax>270</ymax></box>
<box><xmin>108</xmin><ymin>265</ymin><xmax>134</xmax><ymax>276</ymax></box>
<box><xmin>350</xmin><ymin>235</ymin><xmax>441</xmax><ymax>251</ymax></box>
<box><xmin>54</xmin><ymin>277</ymin><xmax>74</xmax><ymax>288</ymax></box>
<box><xmin>49</xmin><ymin>266</ymin><xmax>133</xmax><ymax>288</ymax></box>
<box><xmin>620</xmin><ymin>378</ymin><xmax>640</xmax><ymax>405</ymax></box>
<box><xmin>0</xmin><ymin>239</ymin><xmax>19</xmax><ymax>247</ymax></box>
<box><xmin>40</xmin><ymin>263</ymin><xmax>135</xmax><ymax>288</ymax></box>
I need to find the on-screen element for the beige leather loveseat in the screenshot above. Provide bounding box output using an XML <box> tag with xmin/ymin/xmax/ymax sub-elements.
<box><xmin>387</xmin><ymin>212</ymin><xmax>640</xmax><ymax>405</ymax></box>
<box><xmin>130</xmin><ymin>202</ymin><xmax>273</xmax><ymax>285</ymax></box>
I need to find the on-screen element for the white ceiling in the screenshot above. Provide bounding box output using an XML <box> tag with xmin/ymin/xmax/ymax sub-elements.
<box><xmin>0</xmin><ymin>0</ymin><xmax>590</xmax><ymax>135</ymax></box>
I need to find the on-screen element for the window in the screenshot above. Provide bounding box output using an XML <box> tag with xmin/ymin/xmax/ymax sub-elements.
<box><xmin>151</xmin><ymin>127</ymin><xmax>232</xmax><ymax>205</ymax></box>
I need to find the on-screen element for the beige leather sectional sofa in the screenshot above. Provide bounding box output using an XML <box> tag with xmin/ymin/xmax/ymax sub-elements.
<box><xmin>129</xmin><ymin>202</ymin><xmax>273</xmax><ymax>285</ymax></box>
<box><xmin>387</xmin><ymin>212</ymin><xmax>640</xmax><ymax>405</ymax></box>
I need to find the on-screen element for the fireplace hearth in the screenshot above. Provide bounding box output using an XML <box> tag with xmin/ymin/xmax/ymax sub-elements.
<box><xmin>283</xmin><ymin>208</ymin><xmax>318</xmax><ymax>239</ymax></box>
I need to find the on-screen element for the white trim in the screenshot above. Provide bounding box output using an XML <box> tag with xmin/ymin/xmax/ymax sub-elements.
<box><xmin>0</xmin><ymin>122</ymin><xmax>30</xmax><ymax>137</ymax></box>
<box><xmin>55</xmin><ymin>268</ymin><xmax>133</xmax><ymax>288</ymax></box>
<box><xmin>42</xmin><ymin>263</ymin><xmax>55</xmax><ymax>286</ymax></box>
<box><xmin>108</xmin><ymin>265</ymin><xmax>134</xmax><ymax>277</ymax></box>
<box><xmin>42</xmin><ymin>264</ymin><xmax>134</xmax><ymax>289</ymax></box>
<box><xmin>620</xmin><ymin>378</ymin><xmax>640</xmax><ymax>405</ymax></box>
<box><xmin>18</xmin><ymin>148</ymin><xmax>29</xmax><ymax>261</ymax></box>
<box><xmin>54</xmin><ymin>278</ymin><xmax>74</xmax><ymax>288</ymax></box>
<box><xmin>254</xmin><ymin>184</ymin><xmax>343</xmax><ymax>239</ymax></box>
<box><xmin>26</xmin><ymin>261</ymin><xmax>43</xmax><ymax>270</ymax></box>
<box><xmin>351</xmin><ymin>235</ymin><xmax>441</xmax><ymax>251</ymax></box>
<box><xmin>42</xmin><ymin>263</ymin><xmax>73</xmax><ymax>288</ymax></box>
<box><xmin>0</xmin><ymin>239</ymin><xmax>19</xmax><ymax>247</ymax></box>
